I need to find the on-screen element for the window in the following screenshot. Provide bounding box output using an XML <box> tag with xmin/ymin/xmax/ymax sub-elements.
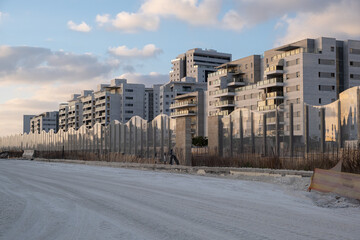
<box><xmin>319</xmin><ymin>72</ymin><xmax>335</xmax><ymax>78</ymax></box>
<box><xmin>125</xmin><ymin>97</ymin><xmax>133</xmax><ymax>100</ymax></box>
<box><xmin>331</xmin><ymin>46</ymin><xmax>335</xmax><ymax>52</ymax></box>
<box><xmin>125</xmin><ymin>89</ymin><xmax>133</xmax><ymax>92</ymax></box>
<box><xmin>319</xmin><ymin>98</ymin><xmax>322</xmax><ymax>104</ymax></box>
<box><xmin>125</xmin><ymin>110</ymin><xmax>133</xmax><ymax>114</ymax></box>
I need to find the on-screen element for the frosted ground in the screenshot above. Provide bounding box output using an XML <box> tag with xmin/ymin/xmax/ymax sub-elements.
<box><xmin>0</xmin><ymin>160</ymin><xmax>359</xmax><ymax>240</ymax></box>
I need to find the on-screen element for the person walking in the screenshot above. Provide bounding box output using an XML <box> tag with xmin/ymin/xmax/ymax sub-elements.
<box><xmin>169</xmin><ymin>149</ymin><xmax>179</xmax><ymax>165</ymax></box>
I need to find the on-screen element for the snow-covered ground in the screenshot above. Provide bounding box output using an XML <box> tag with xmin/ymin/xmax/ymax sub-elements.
<box><xmin>0</xmin><ymin>159</ymin><xmax>359</xmax><ymax>240</ymax></box>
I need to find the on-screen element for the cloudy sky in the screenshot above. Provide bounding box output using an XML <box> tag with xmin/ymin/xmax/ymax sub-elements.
<box><xmin>1</xmin><ymin>0</ymin><xmax>360</xmax><ymax>136</ymax></box>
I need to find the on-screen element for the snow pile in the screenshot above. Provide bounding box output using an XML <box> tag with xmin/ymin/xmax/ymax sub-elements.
<box><xmin>307</xmin><ymin>192</ymin><xmax>360</xmax><ymax>208</ymax></box>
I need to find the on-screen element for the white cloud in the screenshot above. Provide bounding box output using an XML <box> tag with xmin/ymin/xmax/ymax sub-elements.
<box><xmin>140</xmin><ymin>0</ymin><xmax>221</xmax><ymax>26</ymax></box>
<box><xmin>221</xmin><ymin>10</ymin><xmax>245</xmax><ymax>31</ymax></box>
<box><xmin>0</xmin><ymin>46</ymin><xmax>118</xmax><ymax>85</ymax></box>
<box><xmin>96</xmin><ymin>12</ymin><xmax>159</xmax><ymax>33</ymax></box>
<box><xmin>0</xmin><ymin>11</ymin><xmax>9</xmax><ymax>23</ymax></box>
<box><xmin>96</xmin><ymin>0</ymin><xmax>245</xmax><ymax>32</ymax></box>
<box><xmin>95</xmin><ymin>14</ymin><xmax>110</xmax><ymax>26</ymax></box>
<box><xmin>67</xmin><ymin>20</ymin><xmax>92</xmax><ymax>32</ymax></box>
<box><xmin>275</xmin><ymin>0</ymin><xmax>360</xmax><ymax>46</ymax></box>
<box><xmin>108</xmin><ymin>44</ymin><xmax>163</xmax><ymax>58</ymax></box>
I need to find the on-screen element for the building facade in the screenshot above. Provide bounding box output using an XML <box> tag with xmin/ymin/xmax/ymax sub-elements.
<box><xmin>23</xmin><ymin>115</ymin><xmax>35</xmax><ymax>134</ymax></box>
<box><xmin>170</xmin><ymin>90</ymin><xmax>207</xmax><ymax>137</ymax></box>
<box><xmin>30</xmin><ymin>111</ymin><xmax>59</xmax><ymax>134</ymax></box>
<box><xmin>208</xmin><ymin>37</ymin><xmax>360</xmax><ymax>140</ymax></box>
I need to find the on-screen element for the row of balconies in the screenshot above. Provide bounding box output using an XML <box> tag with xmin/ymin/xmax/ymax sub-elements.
<box><xmin>170</xmin><ymin>110</ymin><xmax>196</xmax><ymax>117</ymax></box>
<box><xmin>170</xmin><ymin>100</ymin><xmax>197</xmax><ymax>109</ymax></box>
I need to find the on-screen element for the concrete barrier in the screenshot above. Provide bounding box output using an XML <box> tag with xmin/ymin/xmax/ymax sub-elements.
<box><xmin>23</xmin><ymin>150</ymin><xmax>35</xmax><ymax>160</ymax></box>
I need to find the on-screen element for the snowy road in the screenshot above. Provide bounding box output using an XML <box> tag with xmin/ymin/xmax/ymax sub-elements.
<box><xmin>0</xmin><ymin>160</ymin><xmax>359</xmax><ymax>240</ymax></box>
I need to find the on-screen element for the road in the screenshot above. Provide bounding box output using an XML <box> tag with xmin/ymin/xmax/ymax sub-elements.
<box><xmin>0</xmin><ymin>160</ymin><xmax>359</xmax><ymax>240</ymax></box>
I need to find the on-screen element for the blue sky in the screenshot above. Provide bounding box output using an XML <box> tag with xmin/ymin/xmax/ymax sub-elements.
<box><xmin>1</xmin><ymin>0</ymin><xmax>360</xmax><ymax>136</ymax></box>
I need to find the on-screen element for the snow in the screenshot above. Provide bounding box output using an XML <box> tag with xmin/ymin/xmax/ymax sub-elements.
<box><xmin>0</xmin><ymin>159</ymin><xmax>359</xmax><ymax>240</ymax></box>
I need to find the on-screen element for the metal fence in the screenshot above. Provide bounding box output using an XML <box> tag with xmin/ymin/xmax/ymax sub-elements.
<box><xmin>0</xmin><ymin>114</ymin><xmax>176</xmax><ymax>162</ymax></box>
<box><xmin>216</xmin><ymin>86</ymin><xmax>360</xmax><ymax>159</ymax></box>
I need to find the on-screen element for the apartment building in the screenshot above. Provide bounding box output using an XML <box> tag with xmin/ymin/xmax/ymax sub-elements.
<box><xmin>23</xmin><ymin>115</ymin><xmax>35</xmax><ymax>134</ymax></box>
<box><xmin>158</xmin><ymin>48</ymin><xmax>232</xmax><ymax>116</ymax></box>
<box><xmin>209</xmin><ymin>37</ymin><xmax>360</xmax><ymax>139</ymax></box>
<box><xmin>170</xmin><ymin>48</ymin><xmax>232</xmax><ymax>83</ymax></box>
<box><xmin>208</xmin><ymin>55</ymin><xmax>262</xmax><ymax>116</ymax></box>
<box><xmin>30</xmin><ymin>111</ymin><xmax>59</xmax><ymax>134</ymax></box>
<box><xmin>92</xmin><ymin>79</ymin><xmax>145</xmax><ymax>125</ymax></box>
<box><xmin>170</xmin><ymin>90</ymin><xmax>207</xmax><ymax>137</ymax></box>
<box><xmin>158</xmin><ymin>80</ymin><xmax>207</xmax><ymax>115</ymax></box>
<box><xmin>58</xmin><ymin>103</ymin><xmax>68</xmax><ymax>131</ymax></box>
<box><xmin>144</xmin><ymin>88</ymin><xmax>155</xmax><ymax>121</ymax></box>
<box><xmin>80</xmin><ymin>91</ymin><xmax>94</xmax><ymax>128</ymax></box>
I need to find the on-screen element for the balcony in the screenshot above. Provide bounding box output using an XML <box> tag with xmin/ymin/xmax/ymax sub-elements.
<box><xmin>170</xmin><ymin>101</ymin><xmax>197</xmax><ymax>109</ymax></box>
<box><xmin>209</xmin><ymin>79</ymin><xmax>221</xmax><ymax>87</ymax></box>
<box><xmin>257</xmin><ymin>104</ymin><xmax>282</xmax><ymax>112</ymax></box>
<box><xmin>209</xmin><ymin>88</ymin><xmax>235</xmax><ymax>97</ymax></box>
<box><xmin>227</xmin><ymin>78</ymin><xmax>245</xmax><ymax>87</ymax></box>
<box><xmin>170</xmin><ymin>110</ymin><xmax>196</xmax><ymax>117</ymax></box>
<box><xmin>257</xmin><ymin>78</ymin><xmax>283</xmax><ymax>89</ymax></box>
<box><xmin>213</xmin><ymin>100</ymin><xmax>235</xmax><ymax>108</ymax></box>
<box><xmin>209</xmin><ymin>110</ymin><xmax>230</xmax><ymax>116</ymax></box>
<box><xmin>265</xmin><ymin>65</ymin><xmax>283</xmax><ymax>76</ymax></box>
<box><xmin>266</xmin><ymin>91</ymin><xmax>284</xmax><ymax>99</ymax></box>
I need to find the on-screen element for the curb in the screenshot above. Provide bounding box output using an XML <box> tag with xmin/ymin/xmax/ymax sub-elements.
<box><xmin>34</xmin><ymin>158</ymin><xmax>313</xmax><ymax>178</ymax></box>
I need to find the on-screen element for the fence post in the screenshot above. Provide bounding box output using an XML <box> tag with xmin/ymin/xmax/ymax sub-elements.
<box><xmin>275</xmin><ymin>108</ymin><xmax>280</xmax><ymax>157</ymax></box>
<box><xmin>208</xmin><ymin>116</ymin><xmax>223</xmax><ymax>157</ymax></box>
<box><xmin>289</xmin><ymin>103</ymin><xmax>294</xmax><ymax>157</ymax></box>
<box><xmin>168</xmin><ymin>117</ymin><xmax>172</xmax><ymax>155</ymax></box>
<box><xmin>175</xmin><ymin>117</ymin><xmax>192</xmax><ymax>165</ymax></box>
<box><xmin>160</xmin><ymin>116</ymin><xmax>164</xmax><ymax>162</ymax></box>
<box><xmin>263</xmin><ymin>113</ymin><xmax>267</xmax><ymax>156</ymax></box>
<box><xmin>251</xmin><ymin>112</ymin><xmax>255</xmax><ymax>154</ymax></box>
<box><xmin>229</xmin><ymin>115</ymin><xmax>233</xmax><ymax>158</ymax></box>
<box><xmin>146</xmin><ymin>122</ymin><xmax>150</xmax><ymax>159</ymax></box>
<box><xmin>320</xmin><ymin>107</ymin><xmax>326</xmax><ymax>153</ymax></box>
<box><xmin>140</xmin><ymin>121</ymin><xmax>143</xmax><ymax>158</ymax></box>
<box><xmin>123</xmin><ymin>124</ymin><xmax>127</xmax><ymax>154</ymax></box>
<box><xmin>129</xmin><ymin>121</ymin><xmax>133</xmax><ymax>155</ymax></box>
<box><xmin>337</xmin><ymin>100</ymin><xmax>342</xmax><ymax>149</ymax></box>
<box><xmin>239</xmin><ymin>110</ymin><xmax>243</xmax><ymax>154</ymax></box>
<box><xmin>134</xmin><ymin>118</ymin><xmax>137</xmax><ymax>156</ymax></box>
<box><xmin>153</xmin><ymin>120</ymin><xmax>157</xmax><ymax>159</ymax></box>
<box><xmin>304</xmin><ymin>104</ymin><xmax>309</xmax><ymax>154</ymax></box>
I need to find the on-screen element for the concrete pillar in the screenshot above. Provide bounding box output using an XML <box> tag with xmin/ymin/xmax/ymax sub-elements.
<box><xmin>175</xmin><ymin>117</ymin><xmax>192</xmax><ymax>166</ymax></box>
<box><xmin>289</xmin><ymin>103</ymin><xmax>294</xmax><ymax>157</ymax></box>
<box><xmin>304</xmin><ymin>104</ymin><xmax>309</xmax><ymax>154</ymax></box>
<box><xmin>208</xmin><ymin>116</ymin><xmax>223</xmax><ymax>157</ymax></box>
<box><xmin>263</xmin><ymin>113</ymin><xmax>267</xmax><ymax>156</ymax></box>
<box><xmin>275</xmin><ymin>109</ymin><xmax>280</xmax><ymax>156</ymax></box>
<box><xmin>168</xmin><ymin>118</ymin><xmax>172</xmax><ymax>154</ymax></box>
<box><xmin>320</xmin><ymin>107</ymin><xmax>326</xmax><ymax>153</ymax></box>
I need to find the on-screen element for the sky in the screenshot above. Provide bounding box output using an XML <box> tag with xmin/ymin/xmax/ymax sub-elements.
<box><xmin>1</xmin><ymin>0</ymin><xmax>360</xmax><ymax>136</ymax></box>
